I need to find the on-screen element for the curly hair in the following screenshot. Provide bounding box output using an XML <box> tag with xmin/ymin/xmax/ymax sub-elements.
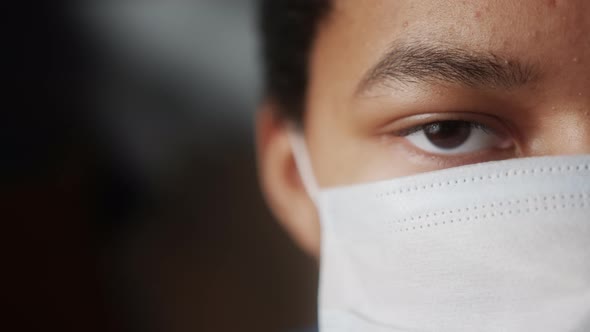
<box><xmin>258</xmin><ymin>0</ymin><xmax>331</xmax><ymax>123</ymax></box>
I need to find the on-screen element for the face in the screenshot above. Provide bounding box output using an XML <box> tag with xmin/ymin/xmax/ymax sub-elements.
<box><xmin>257</xmin><ymin>0</ymin><xmax>590</xmax><ymax>256</ymax></box>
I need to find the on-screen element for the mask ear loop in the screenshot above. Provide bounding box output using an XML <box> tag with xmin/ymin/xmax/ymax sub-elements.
<box><xmin>287</xmin><ymin>126</ymin><xmax>320</xmax><ymax>205</ymax></box>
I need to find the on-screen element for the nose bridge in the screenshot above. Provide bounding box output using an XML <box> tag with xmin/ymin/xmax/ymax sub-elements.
<box><xmin>527</xmin><ymin>110</ymin><xmax>590</xmax><ymax>156</ymax></box>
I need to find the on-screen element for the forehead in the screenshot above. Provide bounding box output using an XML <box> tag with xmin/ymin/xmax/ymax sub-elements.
<box><xmin>322</xmin><ymin>0</ymin><xmax>590</xmax><ymax>53</ymax></box>
<box><xmin>307</xmin><ymin>0</ymin><xmax>590</xmax><ymax>102</ymax></box>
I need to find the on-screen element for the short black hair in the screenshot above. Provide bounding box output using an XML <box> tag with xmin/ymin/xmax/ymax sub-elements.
<box><xmin>259</xmin><ymin>0</ymin><xmax>331</xmax><ymax>123</ymax></box>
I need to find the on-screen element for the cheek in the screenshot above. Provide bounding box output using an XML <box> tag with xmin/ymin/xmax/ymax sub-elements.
<box><xmin>306</xmin><ymin>111</ymin><xmax>435</xmax><ymax>188</ymax></box>
<box><xmin>350</xmin><ymin>140</ymin><xmax>437</xmax><ymax>183</ymax></box>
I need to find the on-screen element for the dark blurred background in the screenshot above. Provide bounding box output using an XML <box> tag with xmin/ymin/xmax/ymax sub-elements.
<box><xmin>4</xmin><ymin>1</ymin><xmax>317</xmax><ymax>331</ymax></box>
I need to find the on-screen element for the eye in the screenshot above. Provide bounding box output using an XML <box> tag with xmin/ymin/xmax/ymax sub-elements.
<box><xmin>401</xmin><ymin>120</ymin><xmax>510</xmax><ymax>155</ymax></box>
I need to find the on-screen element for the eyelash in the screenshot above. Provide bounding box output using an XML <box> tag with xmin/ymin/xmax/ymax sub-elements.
<box><xmin>395</xmin><ymin>121</ymin><xmax>494</xmax><ymax>137</ymax></box>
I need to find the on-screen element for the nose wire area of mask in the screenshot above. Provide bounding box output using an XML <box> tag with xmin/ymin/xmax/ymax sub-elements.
<box><xmin>287</xmin><ymin>131</ymin><xmax>590</xmax><ymax>332</ymax></box>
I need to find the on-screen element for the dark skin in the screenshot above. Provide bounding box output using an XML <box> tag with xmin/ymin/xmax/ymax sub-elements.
<box><xmin>258</xmin><ymin>0</ymin><xmax>590</xmax><ymax>257</ymax></box>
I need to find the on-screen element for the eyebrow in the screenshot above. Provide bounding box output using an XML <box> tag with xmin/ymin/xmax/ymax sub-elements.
<box><xmin>357</xmin><ymin>42</ymin><xmax>540</xmax><ymax>95</ymax></box>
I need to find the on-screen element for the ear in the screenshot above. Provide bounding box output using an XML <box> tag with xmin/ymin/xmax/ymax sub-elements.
<box><xmin>255</xmin><ymin>101</ymin><xmax>320</xmax><ymax>258</ymax></box>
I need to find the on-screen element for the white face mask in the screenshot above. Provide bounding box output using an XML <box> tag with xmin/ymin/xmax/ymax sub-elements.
<box><xmin>289</xmin><ymin>133</ymin><xmax>590</xmax><ymax>332</ymax></box>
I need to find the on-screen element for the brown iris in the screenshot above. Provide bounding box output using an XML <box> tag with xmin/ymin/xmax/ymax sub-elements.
<box><xmin>423</xmin><ymin>121</ymin><xmax>472</xmax><ymax>149</ymax></box>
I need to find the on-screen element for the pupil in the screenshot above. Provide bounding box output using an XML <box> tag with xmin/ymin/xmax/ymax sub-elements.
<box><xmin>424</xmin><ymin>121</ymin><xmax>472</xmax><ymax>149</ymax></box>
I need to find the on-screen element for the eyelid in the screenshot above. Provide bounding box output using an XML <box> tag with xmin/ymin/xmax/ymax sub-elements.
<box><xmin>397</xmin><ymin>121</ymin><xmax>493</xmax><ymax>137</ymax></box>
<box><xmin>380</xmin><ymin>112</ymin><xmax>510</xmax><ymax>139</ymax></box>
